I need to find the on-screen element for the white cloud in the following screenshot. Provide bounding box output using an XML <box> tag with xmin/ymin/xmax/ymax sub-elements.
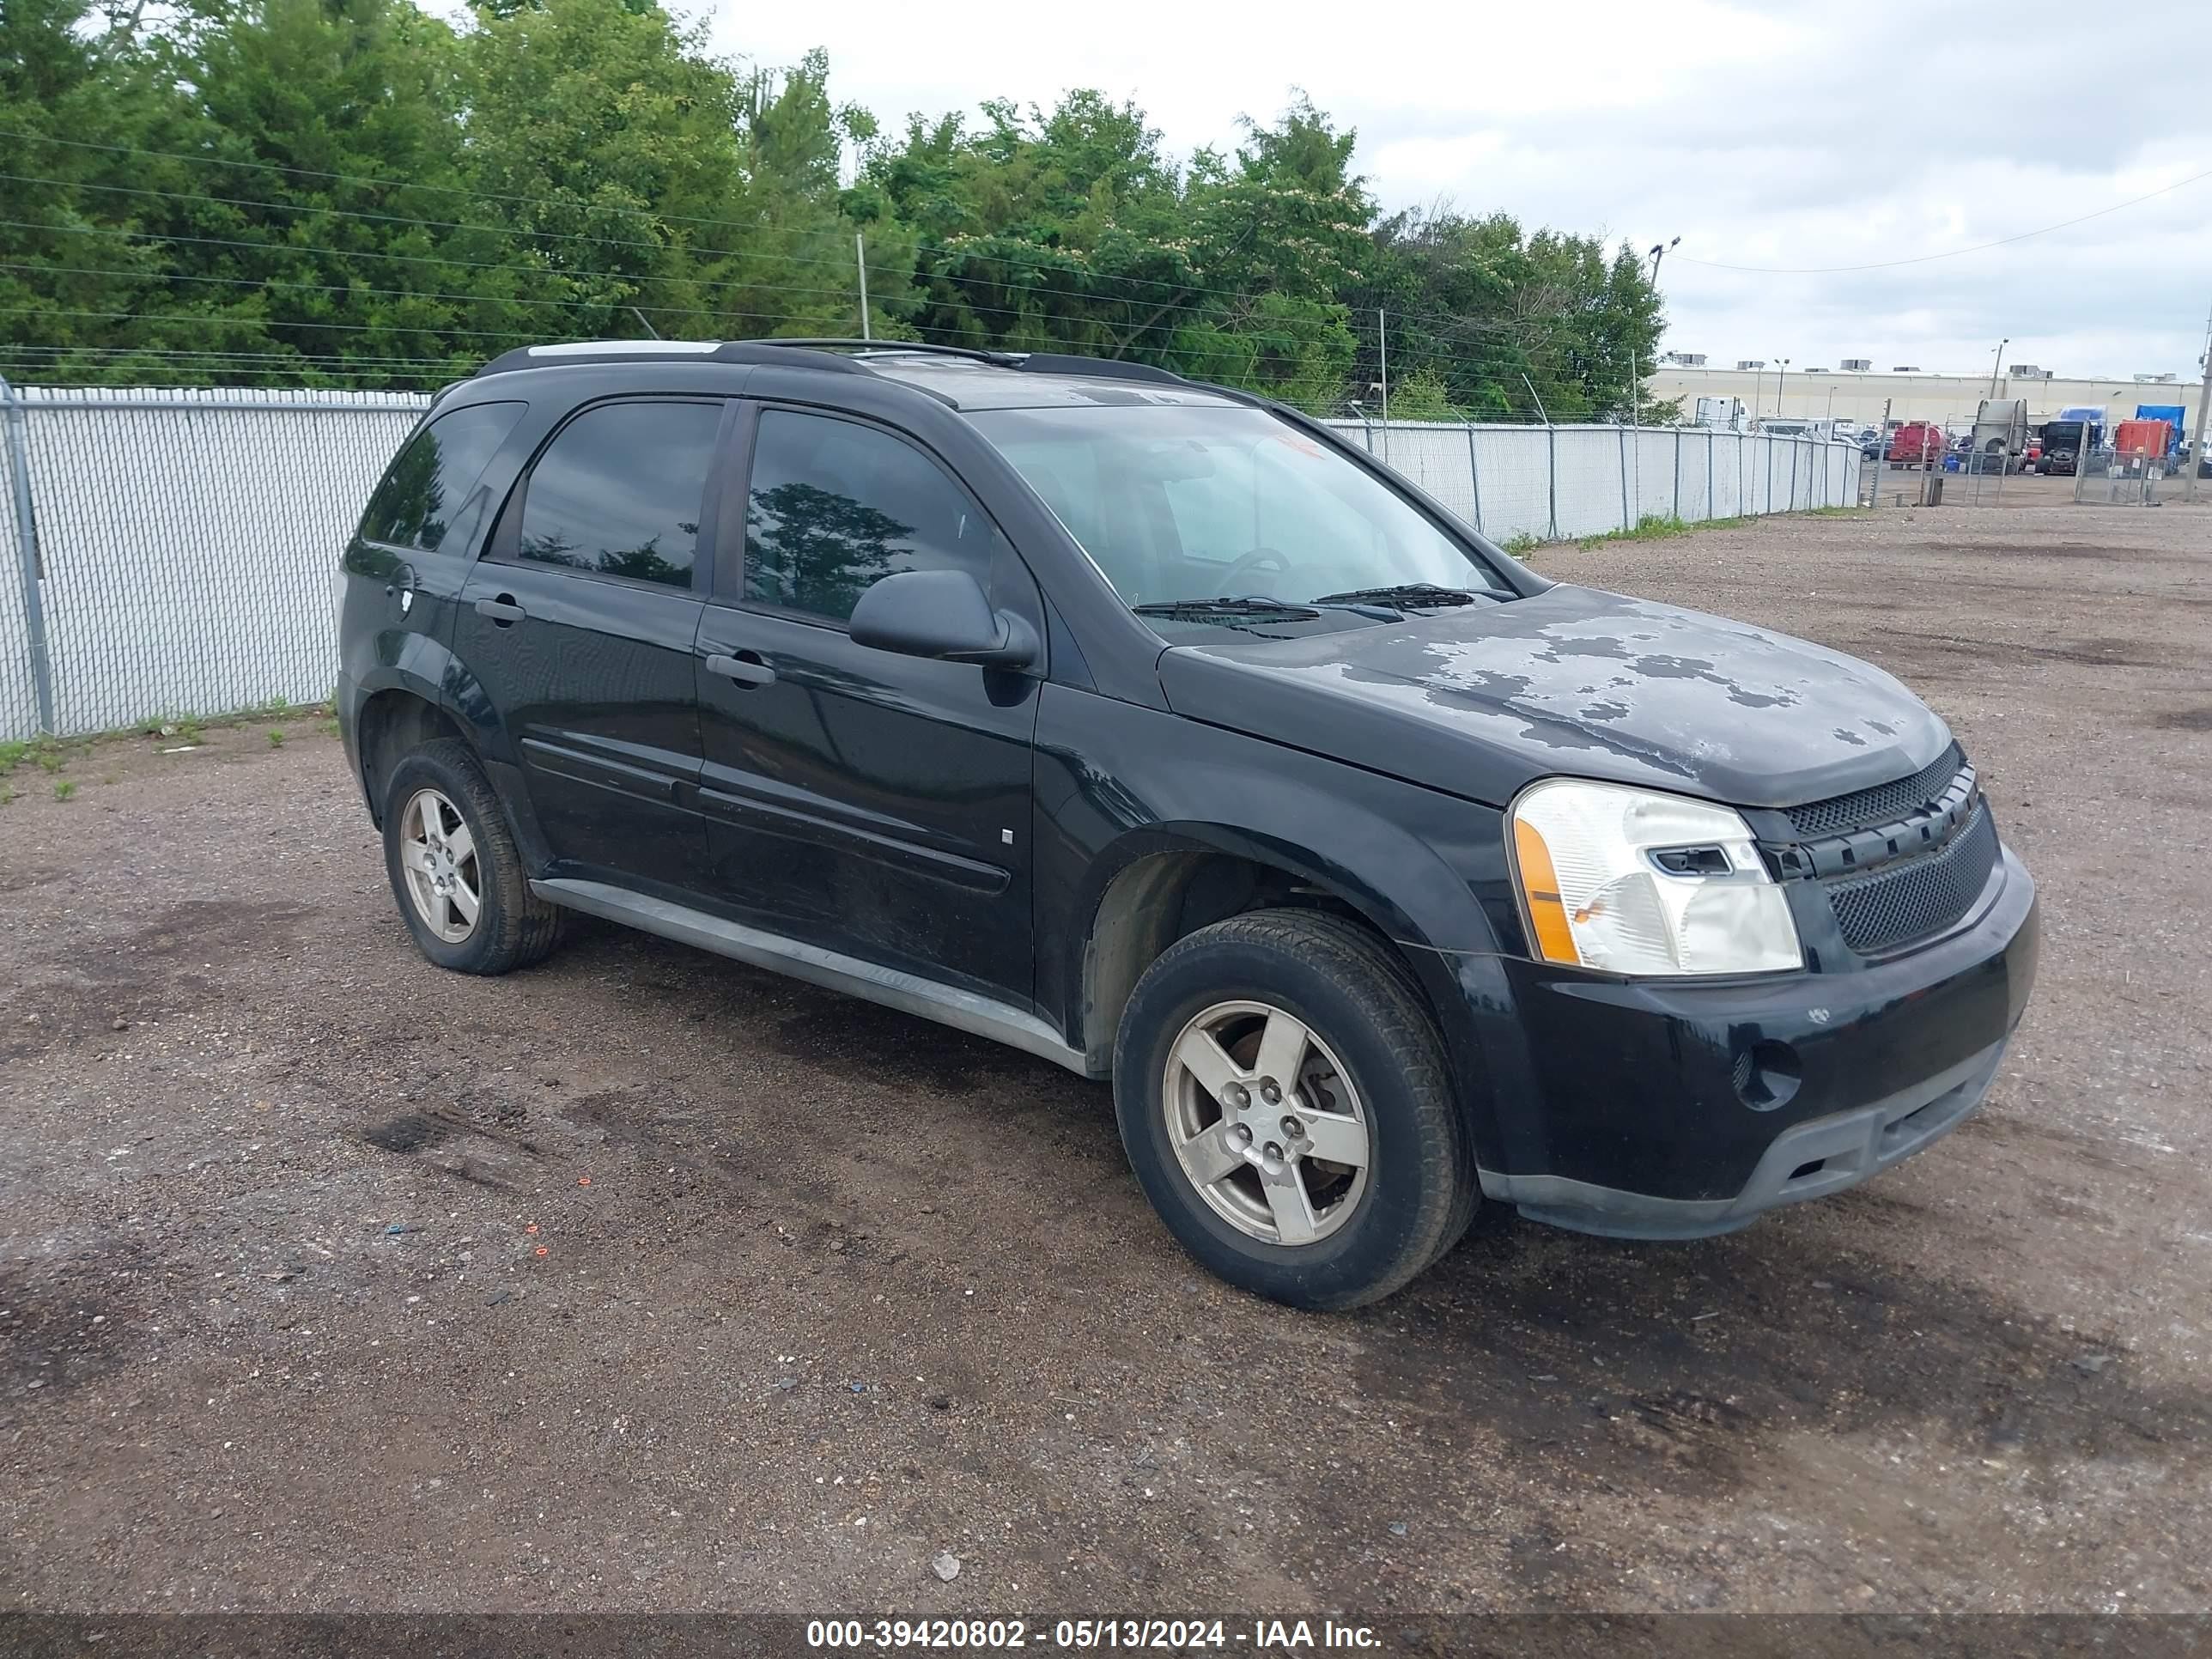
<box><xmin>700</xmin><ymin>0</ymin><xmax>2212</xmax><ymax>378</ymax></box>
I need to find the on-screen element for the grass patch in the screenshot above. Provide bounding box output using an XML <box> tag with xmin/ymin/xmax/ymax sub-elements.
<box><xmin>1572</xmin><ymin>514</ymin><xmax>1752</xmax><ymax>550</ymax></box>
<box><xmin>52</xmin><ymin>779</ymin><xmax>76</xmax><ymax>801</ymax></box>
<box><xmin>1500</xmin><ymin>532</ymin><xmax>1545</xmax><ymax>556</ymax></box>
<box><xmin>1</xmin><ymin>697</ymin><xmax>337</xmax><ymax>783</ymax></box>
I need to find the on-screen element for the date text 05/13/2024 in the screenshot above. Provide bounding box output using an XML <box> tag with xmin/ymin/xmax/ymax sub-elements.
<box><xmin>805</xmin><ymin>1618</ymin><xmax>1383</xmax><ymax>1650</ymax></box>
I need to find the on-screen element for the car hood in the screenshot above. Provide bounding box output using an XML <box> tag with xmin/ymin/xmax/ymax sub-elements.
<box><xmin>1155</xmin><ymin>583</ymin><xmax>1953</xmax><ymax>810</ymax></box>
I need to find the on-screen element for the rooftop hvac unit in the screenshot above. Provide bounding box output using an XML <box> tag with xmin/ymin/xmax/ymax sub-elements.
<box><xmin>1804</xmin><ymin>367</ymin><xmax>1830</xmax><ymax>374</ymax></box>
<box><xmin>1840</xmin><ymin>358</ymin><xmax>1871</xmax><ymax>371</ymax></box>
<box><xmin>1892</xmin><ymin>366</ymin><xmax>1921</xmax><ymax>373</ymax></box>
<box><xmin>2011</xmin><ymin>366</ymin><xmax>2051</xmax><ymax>379</ymax></box>
<box><xmin>2132</xmin><ymin>372</ymin><xmax>2177</xmax><ymax>383</ymax></box>
<box><xmin>1736</xmin><ymin>359</ymin><xmax>1766</xmax><ymax>370</ymax></box>
<box><xmin>1674</xmin><ymin>352</ymin><xmax>1706</xmax><ymax>366</ymax></box>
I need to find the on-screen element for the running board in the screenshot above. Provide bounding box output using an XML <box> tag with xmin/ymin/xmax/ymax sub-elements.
<box><xmin>531</xmin><ymin>878</ymin><xmax>1092</xmax><ymax>1077</ymax></box>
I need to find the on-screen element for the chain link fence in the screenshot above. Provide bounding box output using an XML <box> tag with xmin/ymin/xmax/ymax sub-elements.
<box><xmin>1325</xmin><ymin>419</ymin><xmax>1859</xmax><ymax>546</ymax></box>
<box><xmin>0</xmin><ymin>382</ymin><xmax>428</xmax><ymax>739</ymax></box>
<box><xmin>0</xmin><ymin>385</ymin><xmax>1863</xmax><ymax>742</ymax></box>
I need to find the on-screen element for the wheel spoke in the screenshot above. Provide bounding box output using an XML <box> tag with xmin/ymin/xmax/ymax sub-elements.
<box><xmin>1170</xmin><ymin>1025</ymin><xmax>1244</xmax><ymax>1103</ymax></box>
<box><xmin>1176</xmin><ymin>1126</ymin><xmax>1246</xmax><ymax>1189</ymax></box>
<box><xmin>442</xmin><ymin>817</ymin><xmax>475</xmax><ymax>866</ymax></box>
<box><xmin>1299</xmin><ymin>1110</ymin><xmax>1368</xmax><ymax>1169</ymax></box>
<box><xmin>399</xmin><ymin>842</ymin><xmax>434</xmax><ymax>875</ymax></box>
<box><xmin>447</xmin><ymin>880</ymin><xmax>480</xmax><ymax>925</ymax></box>
<box><xmin>1252</xmin><ymin>1009</ymin><xmax>1310</xmax><ymax>1092</ymax></box>
<box><xmin>1260</xmin><ymin>1164</ymin><xmax>1319</xmax><ymax>1245</ymax></box>
<box><xmin>415</xmin><ymin>794</ymin><xmax>444</xmax><ymax>839</ymax></box>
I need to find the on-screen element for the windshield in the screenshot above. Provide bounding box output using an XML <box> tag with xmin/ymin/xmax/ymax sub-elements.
<box><xmin>968</xmin><ymin>404</ymin><xmax>1502</xmax><ymax>610</ymax></box>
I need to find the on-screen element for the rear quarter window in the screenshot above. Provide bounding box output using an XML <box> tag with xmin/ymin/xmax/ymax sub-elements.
<box><xmin>361</xmin><ymin>401</ymin><xmax>526</xmax><ymax>553</ymax></box>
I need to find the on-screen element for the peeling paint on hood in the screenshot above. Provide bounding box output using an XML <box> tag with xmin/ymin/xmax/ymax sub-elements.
<box><xmin>1157</xmin><ymin>583</ymin><xmax>1954</xmax><ymax>809</ymax></box>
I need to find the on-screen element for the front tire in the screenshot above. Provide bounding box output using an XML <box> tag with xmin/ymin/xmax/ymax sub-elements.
<box><xmin>380</xmin><ymin>738</ymin><xmax>565</xmax><ymax>975</ymax></box>
<box><xmin>1113</xmin><ymin>909</ymin><xmax>1477</xmax><ymax>1310</ymax></box>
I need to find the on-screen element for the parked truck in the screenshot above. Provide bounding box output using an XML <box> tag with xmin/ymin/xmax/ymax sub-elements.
<box><xmin>2132</xmin><ymin>404</ymin><xmax>2185</xmax><ymax>457</ymax></box>
<box><xmin>1970</xmin><ymin>398</ymin><xmax>2030</xmax><ymax>473</ymax></box>
<box><xmin>1692</xmin><ymin>395</ymin><xmax>1747</xmax><ymax>430</ymax></box>
<box><xmin>1887</xmin><ymin>420</ymin><xmax>1946</xmax><ymax>467</ymax></box>
<box><xmin>2037</xmin><ymin>407</ymin><xmax>2103</xmax><ymax>477</ymax></box>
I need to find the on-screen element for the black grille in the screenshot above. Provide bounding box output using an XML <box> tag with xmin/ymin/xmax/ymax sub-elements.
<box><xmin>1826</xmin><ymin>804</ymin><xmax>1999</xmax><ymax>953</ymax></box>
<box><xmin>1786</xmin><ymin>744</ymin><xmax>1966</xmax><ymax>837</ymax></box>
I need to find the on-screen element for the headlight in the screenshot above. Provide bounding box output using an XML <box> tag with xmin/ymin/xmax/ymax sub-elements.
<box><xmin>1509</xmin><ymin>778</ymin><xmax>1802</xmax><ymax>976</ymax></box>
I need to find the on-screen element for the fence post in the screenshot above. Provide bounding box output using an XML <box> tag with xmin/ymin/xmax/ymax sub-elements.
<box><xmin>1463</xmin><ymin>422</ymin><xmax>1483</xmax><ymax>535</ymax></box>
<box><xmin>1618</xmin><ymin>423</ymin><xmax>1631</xmax><ymax>531</ymax></box>
<box><xmin>1790</xmin><ymin>440</ymin><xmax>1799</xmax><ymax>512</ymax></box>
<box><xmin>1673</xmin><ymin>428</ymin><xmax>1681</xmax><ymax>522</ymax></box>
<box><xmin>1547</xmin><ymin>423</ymin><xmax>1559</xmax><ymax>542</ymax></box>
<box><xmin>1</xmin><ymin>376</ymin><xmax>57</xmax><ymax>737</ymax></box>
<box><xmin>1766</xmin><ymin>437</ymin><xmax>1776</xmax><ymax>514</ymax></box>
<box><xmin>1707</xmin><ymin>430</ymin><xmax>1716</xmax><ymax>521</ymax></box>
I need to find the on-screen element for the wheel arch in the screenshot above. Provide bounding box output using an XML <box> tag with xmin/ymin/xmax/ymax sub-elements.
<box><xmin>353</xmin><ymin>677</ymin><xmax>467</xmax><ymax>828</ymax></box>
<box><xmin>1069</xmin><ymin>824</ymin><xmax>1498</xmax><ymax>1105</ymax></box>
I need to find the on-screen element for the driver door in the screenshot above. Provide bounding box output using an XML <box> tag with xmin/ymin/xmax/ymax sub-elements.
<box><xmin>692</xmin><ymin>404</ymin><xmax>1045</xmax><ymax>1007</ymax></box>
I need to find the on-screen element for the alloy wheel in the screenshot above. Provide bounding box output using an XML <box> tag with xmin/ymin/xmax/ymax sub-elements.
<box><xmin>398</xmin><ymin>787</ymin><xmax>482</xmax><ymax>944</ymax></box>
<box><xmin>1162</xmin><ymin>999</ymin><xmax>1372</xmax><ymax>1246</ymax></box>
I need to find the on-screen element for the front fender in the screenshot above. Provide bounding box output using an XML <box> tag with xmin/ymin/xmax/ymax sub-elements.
<box><xmin>1033</xmin><ymin>684</ymin><xmax>1518</xmax><ymax>1164</ymax></box>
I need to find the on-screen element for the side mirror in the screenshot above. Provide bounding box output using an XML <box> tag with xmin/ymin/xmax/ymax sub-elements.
<box><xmin>848</xmin><ymin>568</ymin><xmax>1038</xmax><ymax>670</ymax></box>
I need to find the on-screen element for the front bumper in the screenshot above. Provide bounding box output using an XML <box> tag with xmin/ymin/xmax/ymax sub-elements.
<box><xmin>1468</xmin><ymin>847</ymin><xmax>2039</xmax><ymax>1240</ymax></box>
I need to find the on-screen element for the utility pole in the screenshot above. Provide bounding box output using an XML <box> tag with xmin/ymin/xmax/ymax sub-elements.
<box><xmin>2190</xmin><ymin>298</ymin><xmax>2212</xmax><ymax>503</ymax></box>
<box><xmin>1987</xmin><ymin>337</ymin><xmax>2008</xmax><ymax>399</ymax></box>
<box><xmin>1638</xmin><ymin>238</ymin><xmax>1676</xmax><ymax>434</ymax></box>
<box><xmin>856</xmin><ymin>232</ymin><xmax>871</xmax><ymax>341</ymax></box>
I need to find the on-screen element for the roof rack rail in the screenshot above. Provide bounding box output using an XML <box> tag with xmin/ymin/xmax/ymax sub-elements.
<box><xmin>746</xmin><ymin>337</ymin><xmax>1023</xmax><ymax>367</ymax></box>
<box><xmin>1013</xmin><ymin>352</ymin><xmax>1189</xmax><ymax>389</ymax></box>
<box><xmin>472</xmin><ymin>340</ymin><xmax>874</xmax><ymax>379</ymax></box>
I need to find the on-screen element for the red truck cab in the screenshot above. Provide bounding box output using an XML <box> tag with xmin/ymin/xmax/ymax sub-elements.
<box><xmin>1887</xmin><ymin>422</ymin><xmax>1945</xmax><ymax>466</ymax></box>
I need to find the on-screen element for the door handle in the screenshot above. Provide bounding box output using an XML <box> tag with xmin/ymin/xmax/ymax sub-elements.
<box><xmin>705</xmin><ymin>651</ymin><xmax>776</xmax><ymax>688</ymax></box>
<box><xmin>475</xmin><ymin>594</ymin><xmax>526</xmax><ymax>626</ymax></box>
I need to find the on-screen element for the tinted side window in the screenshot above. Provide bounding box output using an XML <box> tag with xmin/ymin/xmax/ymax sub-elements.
<box><xmin>518</xmin><ymin>400</ymin><xmax>722</xmax><ymax>589</ymax></box>
<box><xmin>744</xmin><ymin>410</ymin><xmax>999</xmax><ymax>623</ymax></box>
<box><xmin>361</xmin><ymin>401</ymin><xmax>525</xmax><ymax>553</ymax></box>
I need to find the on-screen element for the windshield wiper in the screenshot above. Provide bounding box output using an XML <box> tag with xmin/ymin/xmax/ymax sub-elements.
<box><xmin>1132</xmin><ymin>596</ymin><xmax>1323</xmax><ymax>619</ymax></box>
<box><xmin>1306</xmin><ymin>581</ymin><xmax>1513</xmax><ymax>609</ymax></box>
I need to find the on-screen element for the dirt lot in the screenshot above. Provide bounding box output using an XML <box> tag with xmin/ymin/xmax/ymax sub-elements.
<box><xmin>3</xmin><ymin>497</ymin><xmax>2209</xmax><ymax>1620</ymax></box>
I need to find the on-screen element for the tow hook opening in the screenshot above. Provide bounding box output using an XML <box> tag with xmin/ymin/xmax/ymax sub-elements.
<box><xmin>1733</xmin><ymin>1039</ymin><xmax>1802</xmax><ymax>1112</ymax></box>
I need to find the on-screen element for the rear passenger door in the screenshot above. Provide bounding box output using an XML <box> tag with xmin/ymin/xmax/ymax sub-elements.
<box><xmin>453</xmin><ymin>397</ymin><xmax>734</xmax><ymax>896</ymax></box>
<box><xmin>693</xmin><ymin>404</ymin><xmax>1043</xmax><ymax>1006</ymax></box>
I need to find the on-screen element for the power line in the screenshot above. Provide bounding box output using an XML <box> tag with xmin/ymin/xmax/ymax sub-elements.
<box><xmin>0</xmin><ymin>155</ymin><xmax>1312</xmax><ymax>321</ymax></box>
<box><xmin>1674</xmin><ymin>163</ymin><xmax>2212</xmax><ymax>274</ymax></box>
<box><xmin>0</xmin><ymin>175</ymin><xmax>1337</xmax><ymax>344</ymax></box>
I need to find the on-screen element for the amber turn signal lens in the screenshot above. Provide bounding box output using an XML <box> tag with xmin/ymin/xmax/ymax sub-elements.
<box><xmin>1512</xmin><ymin>817</ymin><xmax>1583</xmax><ymax>965</ymax></box>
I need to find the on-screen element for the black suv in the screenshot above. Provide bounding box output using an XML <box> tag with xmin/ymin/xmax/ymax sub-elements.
<box><xmin>337</xmin><ymin>340</ymin><xmax>2039</xmax><ymax>1309</ymax></box>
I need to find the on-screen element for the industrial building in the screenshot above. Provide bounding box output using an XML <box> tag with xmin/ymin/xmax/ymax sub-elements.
<box><xmin>1645</xmin><ymin>357</ymin><xmax>2195</xmax><ymax>430</ymax></box>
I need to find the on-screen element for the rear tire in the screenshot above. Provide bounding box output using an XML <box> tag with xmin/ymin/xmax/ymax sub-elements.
<box><xmin>381</xmin><ymin>738</ymin><xmax>565</xmax><ymax>975</ymax></box>
<box><xmin>1113</xmin><ymin>909</ymin><xmax>1476</xmax><ymax>1310</ymax></box>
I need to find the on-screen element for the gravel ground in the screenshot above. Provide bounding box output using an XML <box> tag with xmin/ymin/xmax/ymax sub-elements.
<box><xmin>3</xmin><ymin>496</ymin><xmax>2209</xmax><ymax>1619</ymax></box>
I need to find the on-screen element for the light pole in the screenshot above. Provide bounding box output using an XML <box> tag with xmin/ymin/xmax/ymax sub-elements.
<box><xmin>1987</xmin><ymin>337</ymin><xmax>2008</xmax><ymax>399</ymax></box>
<box><xmin>1776</xmin><ymin>357</ymin><xmax>1790</xmax><ymax>419</ymax></box>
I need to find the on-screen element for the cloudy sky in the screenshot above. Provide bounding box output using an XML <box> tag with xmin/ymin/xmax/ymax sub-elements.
<box><xmin>716</xmin><ymin>0</ymin><xmax>2212</xmax><ymax>382</ymax></box>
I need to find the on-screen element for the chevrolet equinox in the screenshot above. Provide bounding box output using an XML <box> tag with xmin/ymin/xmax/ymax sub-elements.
<box><xmin>336</xmin><ymin>340</ymin><xmax>2040</xmax><ymax>1309</ymax></box>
